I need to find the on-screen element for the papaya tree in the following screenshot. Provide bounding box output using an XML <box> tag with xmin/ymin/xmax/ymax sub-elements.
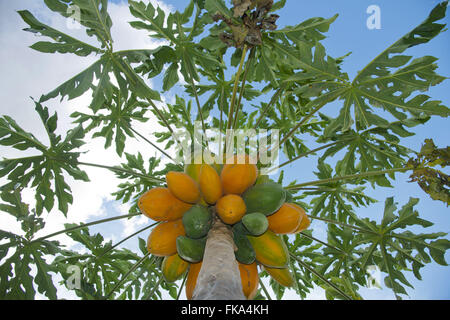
<box><xmin>0</xmin><ymin>0</ymin><xmax>449</xmax><ymax>300</ymax></box>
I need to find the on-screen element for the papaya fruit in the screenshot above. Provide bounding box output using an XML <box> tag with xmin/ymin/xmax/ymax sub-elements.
<box><xmin>138</xmin><ymin>187</ymin><xmax>192</xmax><ymax>221</ymax></box>
<box><xmin>215</xmin><ymin>194</ymin><xmax>247</xmax><ymax>225</ymax></box>
<box><xmin>247</xmin><ymin>230</ymin><xmax>289</xmax><ymax>268</ymax></box>
<box><xmin>147</xmin><ymin>219</ymin><xmax>185</xmax><ymax>256</ymax></box>
<box><xmin>221</xmin><ymin>155</ymin><xmax>258</xmax><ymax>195</ymax></box>
<box><xmin>267</xmin><ymin>203</ymin><xmax>302</xmax><ymax>234</ymax></box>
<box><xmin>176</xmin><ymin>236</ymin><xmax>207</xmax><ymax>263</ymax></box>
<box><xmin>243</xmin><ymin>182</ymin><xmax>286</xmax><ymax>216</ymax></box>
<box><xmin>185</xmin><ymin>261</ymin><xmax>202</xmax><ymax>300</ymax></box>
<box><xmin>162</xmin><ymin>253</ymin><xmax>189</xmax><ymax>283</ymax></box>
<box><xmin>291</xmin><ymin>203</ymin><xmax>310</xmax><ymax>233</ymax></box>
<box><xmin>182</xmin><ymin>205</ymin><xmax>213</xmax><ymax>239</ymax></box>
<box><xmin>242</xmin><ymin>212</ymin><xmax>268</xmax><ymax>236</ymax></box>
<box><xmin>264</xmin><ymin>266</ymin><xmax>294</xmax><ymax>287</ymax></box>
<box><xmin>232</xmin><ymin>224</ymin><xmax>256</xmax><ymax>265</ymax></box>
<box><xmin>238</xmin><ymin>262</ymin><xmax>259</xmax><ymax>300</ymax></box>
<box><xmin>199</xmin><ymin>164</ymin><xmax>223</xmax><ymax>204</ymax></box>
<box><xmin>166</xmin><ymin>171</ymin><xmax>200</xmax><ymax>204</ymax></box>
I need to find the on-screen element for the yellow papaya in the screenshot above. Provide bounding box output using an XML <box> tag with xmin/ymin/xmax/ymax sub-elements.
<box><xmin>247</xmin><ymin>230</ymin><xmax>289</xmax><ymax>268</ymax></box>
<box><xmin>199</xmin><ymin>164</ymin><xmax>223</xmax><ymax>205</ymax></box>
<box><xmin>267</xmin><ymin>203</ymin><xmax>302</xmax><ymax>234</ymax></box>
<box><xmin>162</xmin><ymin>253</ymin><xmax>189</xmax><ymax>282</ymax></box>
<box><xmin>185</xmin><ymin>262</ymin><xmax>202</xmax><ymax>300</ymax></box>
<box><xmin>221</xmin><ymin>155</ymin><xmax>258</xmax><ymax>195</ymax></box>
<box><xmin>138</xmin><ymin>187</ymin><xmax>192</xmax><ymax>221</ymax></box>
<box><xmin>216</xmin><ymin>194</ymin><xmax>247</xmax><ymax>225</ymax></box>
<box><xmin>166</xmin><ymin>171</ymin><xmax>200</xmax><ymax>204</ymax></box>
<box><xmin>264</xmin><ymin>266</ymin><xmax>294</xmax><ymax>287</ymax></box>
<box><xmin>147</xmin><ymin>219</ymin><xmax>185</xmax><ymax>256</ymax></box>
<box><xmin>238</xmin><ymin>262</ymin><xmax>259</xmax><ymax>300</ymax></box>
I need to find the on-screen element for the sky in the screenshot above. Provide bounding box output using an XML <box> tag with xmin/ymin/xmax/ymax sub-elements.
<box><xmin>0</xmin><ymin>0</ymin><xmax>449</xmax><ymax>300</ymax></box>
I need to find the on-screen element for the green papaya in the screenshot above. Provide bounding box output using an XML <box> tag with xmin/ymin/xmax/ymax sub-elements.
<box><xmin>243</xmin><ymin>182</ymin><xmax>286</xmax><ymax>216</ymax></box>
<box><xmin>232</xmin><ymin>222</ymin><xmax>256</xmax><ymax>264</ymax></box>
<box><xmin>242</xmin><ymin>212</ymin><xmax>268</xmax><ymax>236</ymax></box>
<box><xmin>176</xmin><ymin>236</ymin><xmax>207</xmax><ymax>263</ymax></box>
<box><xmin>182</xmin><ymin>205</ymin><xmax>212</xmax><ymax>239</ymax></box>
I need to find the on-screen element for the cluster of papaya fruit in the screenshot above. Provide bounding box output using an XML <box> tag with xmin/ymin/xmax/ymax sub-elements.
<box><xmin>137</xmin><ymin>154</ymin><xmax>310</xmax><ymax>300</ymax></box>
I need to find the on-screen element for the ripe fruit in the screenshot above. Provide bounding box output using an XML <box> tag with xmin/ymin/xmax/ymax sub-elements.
<box><xmin>186</xmin><ymin>262</ymin><xmax>202</xmax><ymax>300</ymax></box>
<box><xmin>221</xmin><ymin>155</ymin><xmax>258</xmax><ymax>195</ymax></box>
<box><xmin>166</xmin><ymin>171</ymin><xmax>200</xmax><ymax>204</ymax></box>
<box><xmin>238</xmin><ymin>262</ymin><xmax>259</xmax><ymax>300</ymax></box>
<box><xmin>216</xmin><ymin>194</ymin><xmax>247</xmax><ymax>225</ymax></box>
<box><xmin>176</xmin><ymin>236</ymin><xmax>207</xmax><ymax>263</ymax></box>
<box><xmin>242</xmin><ymin>212</ymin><xmax>268</xmax><ymax>236</ymax></box>
<box><xmin>162</xmin><ymin>253</ymin><xmax>189</xmax><ymax>283</ymax></box>
<box><xmin>267</xmin><ymin>203</ymin><xmax>302</xmax><ymax>234</ymax></box>
<box><xmin>147</xmin><ymin>219</ymin><xmax>185</xmax><ymax>256</ymax></box>
<box><xmin>247</xmin><ymin>229</ymin><xmax>289</xmax><ymax>268</ymax></box>
<box><xmin>264</xmin><ymin>266</ymin><xmax>294</xmax><ymax>287</ymax></box>
<box><xmin>243</xmin><ymin>182</ymin><xmax>286</xmax><ymax>216</ymax></box>
<box><xmin>182</xmin><ymin>205</ymin><xmax>213</xmax><ymax>239</ymax></box>
<box><xmin>138</xmin><ymin>187</ymin><xmax>192</xmax><ymax>221</ymax></box>
<box><xmin>199</xmin><ymin>164</ymin><xmax>223</xmax><ymax>204</ymax></box>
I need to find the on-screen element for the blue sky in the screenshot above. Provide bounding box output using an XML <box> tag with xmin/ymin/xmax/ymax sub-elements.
<box><xmin>1</xmin><ymin>0</ymin><xmax>448</xmax><ymax>300</ymax></box>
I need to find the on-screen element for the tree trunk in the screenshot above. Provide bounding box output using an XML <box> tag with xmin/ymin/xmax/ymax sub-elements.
<box><xmin>192</xmin><ymin>216</ymin><xmax>246</xmax><ymax>300</ymax></box>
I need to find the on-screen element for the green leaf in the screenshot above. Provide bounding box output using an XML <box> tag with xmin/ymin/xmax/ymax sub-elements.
<box><xmin>18</xmin><ymin>10</ymin><xmax>102</xmax><ymax>56</ymax></box>
<box><xmin>42</xmin><ymin>0</ymin><xmax>113</xmax><ymax>48</ymax></box>
<box><xmin>0</xmin><ymin>101</ymin><xmax>89</xmax><ymax>216</ymax></box>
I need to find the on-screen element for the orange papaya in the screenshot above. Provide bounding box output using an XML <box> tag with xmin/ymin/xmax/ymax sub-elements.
<box><xmin>199</xmin><ymin>164</ymin><xmax>223</xmax><ymax>205</ymax></box>
<box><xmin>147</xmin><ymin>219</ymin><xmax>185</xmax><ymax>256</ymax></box>
<box><xmin>264</xmin><ymin>266</ymin><xmax>294</xmax><ymax>287</ymax></box>
<box><xmin>247</xmin><ymin>230</ymin><xmax>289</xmax><ymax>268</ymax></box>
<box><xmin>185</xmin><ymin>262</ymin><xmax>202</xmax><ymax>300</ymax></box>
<box><xmin>267</xmin><ymin>203</ymin><xmax>302</xmax><ymax>234</ymax></box>
<box><xmin>238</xmin><ymin>262</ymin><xmax>259</xmax><ymax>300</ymax></box>
<box><xmin>162</xmin><ymin>253</ymin><xmax>189</xmax><ymax>283</ymax></box>
<box><xmin>166</xmin><ymin>171</ymin><xmax>200</xmax><ymax>204</ymax></box>
<box><xmin>221</xmin><ymin>155</ymin><xmax>258</xmax><ymax>195</ymax></box>
<box><xmin>216</xmin><ymin>194</ymin><xmax>247</xmax><ymax>225</ymax></box>
<box><xmin>138</xmin><ymin>187</ymin><xmax>192</xmax><ymax>221</ymax></box>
